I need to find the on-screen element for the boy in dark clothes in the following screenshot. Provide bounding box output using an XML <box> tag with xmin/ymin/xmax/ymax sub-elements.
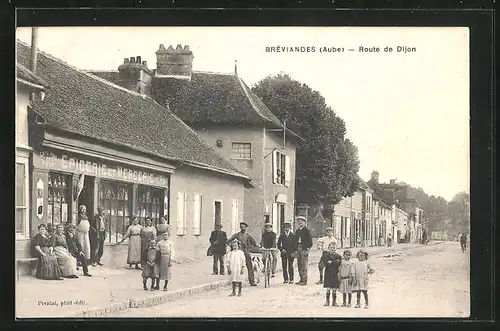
<box><xmin>142</xmin><ymin>239</ymin><xmax>160</xmax><ymax>291</ymax></box>
<box><xmin>323</xmin><ymin>242</ymin><xmax>342</xmax><ymax>306</ymax></box>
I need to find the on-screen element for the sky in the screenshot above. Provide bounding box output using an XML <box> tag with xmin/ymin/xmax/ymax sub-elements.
<box><xmin>16</xmin><ymin>27</ymin><xmax>470</xmax><ymax>201</ymax></box>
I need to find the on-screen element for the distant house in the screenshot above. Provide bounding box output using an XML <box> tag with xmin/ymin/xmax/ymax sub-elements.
<box><xmin>367</xmin><ymin>171</ymin><xmax>396</xmax><ymax>245</ymax></box>
<box><xmin>89</xmin><ymin>44</ymin><xmax>303</xmax><ymax>240</ymax></box>
<box><xmin>16</xmin><ymin>40</ymin><xmax>252</xmax><ymax>271</ymax></box>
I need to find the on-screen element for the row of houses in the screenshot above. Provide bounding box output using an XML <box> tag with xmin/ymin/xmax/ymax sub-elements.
<box><xmin>307</xmin><ymin>171</ymin><xmax>427</xmax><ymax>248</ymax></box>
<box><xmin>15</xmin><ymin>38</ymin><xmax>301</xmax><ymax>274</ymax></box>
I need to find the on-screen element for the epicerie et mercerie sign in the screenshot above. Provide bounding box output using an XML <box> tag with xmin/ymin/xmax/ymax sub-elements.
<box><xmin>35</xmin><ymin>151</ymin><xmax>169</xmax><ymax>187</ymax></box>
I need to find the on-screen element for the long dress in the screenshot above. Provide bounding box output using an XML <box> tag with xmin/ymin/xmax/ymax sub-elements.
<box><xmin>352</xmin><ymin>260</ymin><xmax>374</xmax><ymax>291</ymax></box>
<box><xmin>76</xmin><ymin>216</ymin><xmax>92</xmax><ymax>260</ymax></box>
<box><xmin>323</xmin><ymin>252</ymin><xmax>342</xmax><ymax>289</ymax></box>
<box><xmin>141</xmin><ymin>226</ymin><xmax>157</xmax><ymax>263</ymax></box>
<box><xmin>226</xmin><ymin>249</ymin><xmax>246</xmax><ymax>283</ymax></box>
<box><xmin>338</xmin><ymin>258</ymin><xmax>355</xmax><ymax>293</ymax></box>
<box><xmin>156</xmin><ymin>239</ymin><xmax>175</xmax><ymax>280</ymax></box>
<box><xmin>142</xmin><ymin>247</ymin><xmax>160</xmax><ymax>278</ymax></box>
<box><xmin>52</xmin><ymin>234</ymin><xmax>77</xmax><ymax>277</ymax></box>
<box><xmin>124</xmin><ymin>224</ymin><xmax>142</xmax><ymax>264</ymax></box>
<box><xmin>32</xmin><ymin>233</ymin><xmax>63</xmax><ymax>280</ymax></box>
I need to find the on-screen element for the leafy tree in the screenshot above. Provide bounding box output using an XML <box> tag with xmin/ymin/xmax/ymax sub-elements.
<box><xmin>252</xmin><ymin>73</ymin><xmax>360</xmax><ymax>205</ymax></box>
<box><xmin>447</xmin><ymin>192</ymin><xmax>470</xmax><ymax>233</ymax></box>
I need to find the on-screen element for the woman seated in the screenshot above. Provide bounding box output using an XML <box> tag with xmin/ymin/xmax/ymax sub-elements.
<box><xmin>31</xmin><ymin>224</ymin><xmax>63</xmax><ymax>280</ymax></box>
<box><xmin>52</xmin><ymin>223</ymin><xmax>78</xmax><ymax>278</ymax></box>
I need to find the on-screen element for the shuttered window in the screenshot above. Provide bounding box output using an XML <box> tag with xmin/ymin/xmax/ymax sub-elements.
<box><xmin>176</xmin><ymin>192</ymin><xmax>187</xmax><ymax>235</ymax></box>
<box><xmin>231</xmin><ymin>199</ymin><xmax>240</xmax><ymax>235</ymax></box>
<box><xmin>193</xmin><ymin>193</ymin><xmax>202</xmax><ymax>236</ymax></box>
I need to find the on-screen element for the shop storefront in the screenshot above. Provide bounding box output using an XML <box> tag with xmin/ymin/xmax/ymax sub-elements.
<box><xmin>31</xmin><ymin>148</ymin><xmax>171</xmax><ymax>243</ymax></box>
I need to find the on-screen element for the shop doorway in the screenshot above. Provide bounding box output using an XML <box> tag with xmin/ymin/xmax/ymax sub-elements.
<box><xmin>78</xmin><ymin>176</ymin><xmax>95</xmax><ymax>219</ymax></box>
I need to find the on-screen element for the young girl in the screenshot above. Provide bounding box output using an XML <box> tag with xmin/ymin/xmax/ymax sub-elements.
<box><xmin>338</xmin><ymin>250</ymin><xmax>355</xmax><ymax>307</ymax></box>
<box><xmin>352</xmin><ymin>249</ymin><xmax>374</xmax><ymax>309</ymax></box>
<box><xmin>156</xmin><ymin>232</ymin><xmax>178</xmax><ymax>291</ymax></box>
<box><xmin>227</xmin><ymin>240</ymin><xmax>246</xmax><ymax>297</ymax></box>
<box><xmin>323</xmin><ymin>242</ymin><xmax>342</xmax><ymax>306</ymax></box>
<box><xmin>142</xmin><ymin>239</ymin><xmax>159</xmax><ymax>291</ymax></box>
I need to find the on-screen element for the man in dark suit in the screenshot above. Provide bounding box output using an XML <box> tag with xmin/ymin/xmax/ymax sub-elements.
<box><xmin>294</xmin><ymin>216</ymin><xmax>313</xmax><ymax>285</ymax></box>
<box><xmin>90</xmin><ymin>207</ymin><xmax>107</xmax><ymax>267</ymax></box>
<box><xmin>277</xmin><ymin>221</ymin><xmax>297</xmax><ymax>284</ymax></box>
<box><xmin>209</xmin><ymin>224</ymin><xmax>228</xmax><ymax>275</ymax></box>
<box><xmin>65</xmin><ymin>224</ymin><xmax>92</xmax><ymax>277</ymax></box>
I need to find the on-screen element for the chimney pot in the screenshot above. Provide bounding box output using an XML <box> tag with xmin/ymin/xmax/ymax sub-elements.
<box><xmin>124</xmin><ymin>58</ymin><xmax>129</xmax><ymax>63</ymax></box>
<box><xmin>176</xmin><ymin>44</ymin><xmax>183</xmax><ymax>50</ymax></box>
<box><xmin>130</xmin><ymin>57</ymin><xmax>135</xmax><ymax>63</ymax></box>
<box><xmin>136</xmin><ymin>56</ymin><xmax>141</xmax><ymax>63</ymax></box>
<box><xmin>142</xmin><ymin>61</ymin><xmax>147</xmax><ymax>66</ymax></box>
<box><xmin>183</xmin><ymin>45</ymin><xmax>190</xmax><ymax>51</ymax></box>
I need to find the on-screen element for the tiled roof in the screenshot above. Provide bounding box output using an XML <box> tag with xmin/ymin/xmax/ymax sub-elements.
<box><xmin>367</xmin><ymin>179</ymin><xmax>395</xmax><ymax>206</ymax></box>
<box><xmin>16</xmin><ymin>63</ymin><xmax>48</xmax><ymax>89</ymax></box>
<box><xmin>90</xmin><ymin>70</ymin><xmax>303</xmax><ymax>141</ymax></box>
<box><xmin>16</xmin><ymin>41</ymin><xmax>250</xmax><ymax>181</ymax></box>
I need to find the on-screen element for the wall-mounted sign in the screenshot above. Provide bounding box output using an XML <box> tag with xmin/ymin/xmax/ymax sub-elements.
<box><xmin>36</xmin><ymin>179</ymin><xmax>44</xmax><ymax>219</ymax></box>
<box><xmin>34</xmin><ymin>151</ymin><xmax>170</xmax><ymax>188</ymax></box>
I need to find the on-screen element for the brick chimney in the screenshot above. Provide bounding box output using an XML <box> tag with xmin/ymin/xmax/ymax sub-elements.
<box><xmin>371</xmin><ymin>171</ymin><xmax>379</xmax><ymax>184</ymax></box>
<box><xmin>118</xmin><ymin>56</ymin><xmax>153</xmax><ymax>96</ymax></box>
<box><xmin>155</xmin><ymin>44</ymin><xmax>194</xmax><ymax>79</ymax></box>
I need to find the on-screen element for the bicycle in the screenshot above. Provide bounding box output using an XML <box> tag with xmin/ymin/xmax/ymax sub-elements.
<box><xmin>261</xmin><ymin>248</ymin><xmax>277</xmax><ymax>288</ymax></box>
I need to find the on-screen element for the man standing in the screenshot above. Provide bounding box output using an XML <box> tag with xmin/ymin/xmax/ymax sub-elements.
<box><xmin>90</xmin><ymin>207</ymin><xmax>107</xmax><ymax>266</ymax></box>
<box><xmin>260</xmin><ymin>223</ymin><xmax>278</xmax><ymax>278</ymax></box>
<box><xmin>294</xmin><ymin>216</ymin><xmax>313</xmax><ymax>285</ymax></box>
<box><xmin>228</xmin><ymin>222</ymin><xmax>258</xmax><ymax>286</ymax></box>
<box><xmin>277</xmin><ymin>221</ymin><xmax>297</xmax><ymax>284</ymax></box>
<box><xmin>209</xmin><ymin>224</ymin><xmax>228</xmax><ymax>275</ymax></box>
<box><xmin>315</xmin><ymin>227</ymin><xmax>337</xmax><ymax>284</ymax></box>
<box><xmin>65</xmin><ymin>224</ymin><xmax>92</xmax><ymax>277</ymax></box>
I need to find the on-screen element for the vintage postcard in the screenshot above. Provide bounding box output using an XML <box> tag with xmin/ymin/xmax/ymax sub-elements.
<box><xmin>15</xmin><ymin>26</ymin><xmax>470</xmax><ymax>318</ymax></box>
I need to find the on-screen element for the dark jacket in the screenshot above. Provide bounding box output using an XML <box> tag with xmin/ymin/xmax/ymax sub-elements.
<box><xmin>261</xmin><ymin>231</ymin><xmax>277</xmax><ymax>249</ymax></box>
<box><xmin>277</xmin><ymin>231</ymin><xmax>297</xmax><ymax>254</ymax></box>
<box><xmin>228</xmin><ymin>232</ymin><xmax>257</xmax><ymax>252</ymax></box>
<box><xmin>209</xmin><ymin>230</ymin><xmax>228</xmax><ymax>255</ymax></box>
<box><xmin>65</xmin><ymin>233</ymin><xmax>84</xmax><ymax>257</ymax></box>
<box><xmin>294</xmin><ymin>226</ymin><xmax>313</xmax><ymax>250</ymax></box>
<box><xmin>90</xmin><ymin>214</ymin><xmax>108</xmax><ymax>233</ymax></box>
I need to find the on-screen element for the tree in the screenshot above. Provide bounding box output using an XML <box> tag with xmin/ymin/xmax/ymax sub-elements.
<box><xmin>252</xmin><ymin>73</ymin><xmax>360</xmax><ymax>205</ymax></box>
<box><xmin>447</xmin><ymin>192</ymin><xmax>470</xmax><ymax>233</ymax></box>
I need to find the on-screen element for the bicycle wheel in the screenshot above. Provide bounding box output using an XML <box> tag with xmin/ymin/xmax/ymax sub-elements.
<box><xmin>264</xmin><ymin>258</ymin><xmax>270</xmax><ymax>288</ymax></box>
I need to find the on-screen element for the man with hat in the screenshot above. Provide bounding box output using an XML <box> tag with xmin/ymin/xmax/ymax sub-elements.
<box><xmin>65</xmin><ymin>224</ymin><xmax>92</xmax><ymax>277</ymax></box>
<box><xmin>90</xmin><ymin>206</ymin><xmax>108</xmax><ymax>266</ymax></box>
<box><xmin>228</xmin><ymin>222</ymin><xmax>258</xmax><ymax>286</ymax></box>
<box><xmin>260</xmin><ymin>223</ymin><xmax>278</xmax><ymax>278</ymax></box>
<box><xmin>294</xmin><ymin>216</ymin><xmax>313</xmax><ymax>285</ymax></box>
<box><xmin>209</xmin><ymin>223</ymin><xmax>228</xmax><ymax>275</ymax></box>
<box><xmin>277</xmin><ymin>221</ymin><xmax>297</xmax><ymax>284</ymax></box>
<box><xmin>316</xmin><ymin>227</ymin><xmax>338</xmax><ymax>284</ymax></box>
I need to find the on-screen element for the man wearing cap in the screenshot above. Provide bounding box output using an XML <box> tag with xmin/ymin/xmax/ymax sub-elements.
<box><xmin>228</xmin><ymin>222</ymin><xmax>258</xmax><ymax>286</ymax></box>
<box><xmin>209</xmin><ymin>224</ymin><xmax>228</xmax><ymax>275</ymax></box>
<box><xmin>90</xmin><ymin>207</ymin><xmax>108</xmax><ymax>266</ymax></box>
<box><xmin>277</xmin><ymin>221</ymin><xmax>297</xmax><ymax>284</ymax></box>
<box><xmin>316</xmin><ymin>227</ymin><xmax>338</xmax><ymax>284</ymax></box>
<box><xmin>294</xmin><ymin>216</ymin><xmax>313</xmax><ymax>285</ymax></box>
<box><xmin>260</xmin><ymin>223</ymin><xmax>278</xmax><ymax>278</ymax></box>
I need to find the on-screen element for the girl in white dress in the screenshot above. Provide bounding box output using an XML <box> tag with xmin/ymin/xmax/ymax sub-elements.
<box><xmin>352</xmin><ymin>249</ymin><xmax>375</xmax><ymax>309</ymax></box>
<box><xmin>227</xmin><ymin>240</ymin><xmax>246</xmax><ymax>297</ymax></box>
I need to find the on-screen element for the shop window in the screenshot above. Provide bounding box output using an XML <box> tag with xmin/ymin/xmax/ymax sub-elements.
<box><xmin>15</xmin><ymin>161</ymin><xmax>28</xmax><ymax>237</ymax></box>
<box><xmin>137</xmin><ymin>185</ymin><xmax>164</xmax><ymax>226</ymax></box>
<box><xmin>99</xmin><ymin>180</ymin><xmax>132</xmax><ymax>243</ymax></box>
<box><xmin>193</xmin><ymin>193</ymin><xmax>202</xmax><ymax>236</ymax></box>
<box><xmin>231</xmin><ymin>142</ymin><xmax>252</xmax><ymax>159</ymax></box>
<box><xmin>47</xmin><ymin>172</ymin><xmax>71</xmax><ymax>228</ymax></box>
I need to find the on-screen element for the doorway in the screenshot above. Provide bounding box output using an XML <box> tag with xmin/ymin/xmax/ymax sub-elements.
<box><xmin>78</xmin><ymin>176</ymin><xmax>95</xmax><ymax>219</ymax></box>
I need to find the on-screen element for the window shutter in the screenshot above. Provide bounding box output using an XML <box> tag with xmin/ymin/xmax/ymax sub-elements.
<box><xmin>272</xmin><ymin>150</ymin><xmax>278</xmax><ymax>184</ymax></box>
<box><xmin>231</xmin><ymin>199</ymin><xmax>238</xmax><ymax>235</ymax></box>
<box><xmin>284</xmin><ymin>155</ymin><xmax>290</xmax><ymax>187</ymax></box>
<box><xmin>272</xmin><ymin>203</ymin><xmax>278</xmax><ymax>233</ymax></box>
<box><xmin>176</xmin><ymin>192</ymin><xmax>184</xmax><ymax>235</ymax></box>
<box><xmin>346</xmin><ymin>217</ymin><xmax>351</xmax><ymax>239</ymax></box>
<box><xmin>183</xmin><ymin>193</ymin><xmax>188</xmax><ymax>234</ymax></box>
<box><xmin>193</xmin><ymin>194</ymin><xmax>201</xmax><ymax>236</ymax></box>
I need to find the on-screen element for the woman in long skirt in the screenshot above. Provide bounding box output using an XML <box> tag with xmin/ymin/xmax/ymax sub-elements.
<box><xmin>141</xmin><ymin>217</ymin><xmax>157</xmax><ymax>266</ymax></box>
<box><xmin>31</xmin><ymin>224</ymin><xmax>63</xmax><ymax>280</ymax></box>
<box><xmin>76</xmin><ymin>205</ymin><xmax>92</xmax><ymax>262</ymax></box>
<box><xmin>117</xmin><ymin>216</ymin><xmax>142</xmax><ymax>269</ymax></box>
<box><xmin>52</xmin><ymin>224</ymin><xmax>78</xmax><ymax>278</ymax></box>
<box><xmin>156</xmin><ymin>232</ymin><xmax>177</xmax><ymax>291</ymax></box>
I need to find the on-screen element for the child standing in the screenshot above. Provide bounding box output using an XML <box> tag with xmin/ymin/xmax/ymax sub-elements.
<box><xmin>156</xmin><ymin>232</ymin><xmax>178</xmax><ymax>291</ymax></box>
<box><xmin>142</xmin><ymin>239</ymin><xmax>159</xmax><ymax>291</ymax></box>
<box><xmin>338</xmin><ymin>250</ymin><xmax>355</xmax><ymax>307</ymax></box>
<box><xmin>227</xmin><ymin>240</ymin><xmax>246</xmax><ymax>297</ymax></box>
<box><xmin>316</xmin><ymin>227</ymin><xmax>337</xmax><ymax>284</ymax></box>
<box><xmin>322</xmin><ymin>242</ymin><xmax>342</xmax><ymax>306</ymax></box>
<box><xmin>352</xmin><ymin>249</ymin><xmax>374</xmax><ymax>309</ymax></box>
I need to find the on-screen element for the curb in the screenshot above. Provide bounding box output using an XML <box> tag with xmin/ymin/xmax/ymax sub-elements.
<box><xmin>77</xmin><ymin>242</ymin><xmax>443</xmax><ymax>317</ymax></box>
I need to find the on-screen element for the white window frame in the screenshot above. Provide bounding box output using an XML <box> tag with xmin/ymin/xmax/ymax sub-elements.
<box><xmin>16</xmin><ymin>157</ymin><xmax>30</xmax><ymax>239</ymax></box>
<box><xmin>193</xmin><ymin>193</ymin><xmax>202</xmax><ymax>236</ymax></box>
<box><xmin>272</xmin><ymin>203</ymin><xmax>285</xmax><ymax>234</ymax></box>
<box><xmin>272</xmin><ymin>150</ymin><xmax>290</xmax><ymax>187</ymax></box>
<box><xmin>231</xmin><ymin>199</ymin><xmax>240</xmax><ymax>235</ymax></box>
<box><xmin>213</xmin><ymin>199</ymin><xmax>223</xmax><ymax>230</ymax></box>
<box><xmin>231</xmin><ymin>142</ymin><xmax>252</xmax><ymax>160</ymax></box>
<box><xmin>176</xmin><ymin>192</ymin><xmax>187</xmax><ymax>236</ymax></box>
